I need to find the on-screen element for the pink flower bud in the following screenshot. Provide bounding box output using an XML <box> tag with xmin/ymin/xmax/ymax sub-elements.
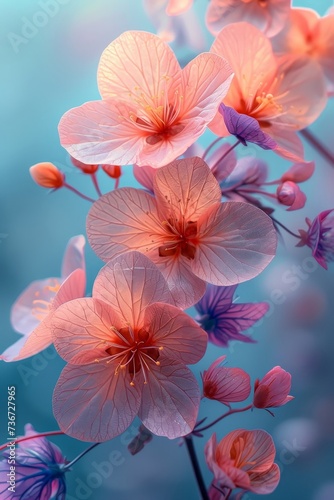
<box><xmin>30</xmin><ymin>162</ymin><xmax>65</xmax><ymax>189</ymax></box>
<box><xmin>101</xmin><ymin>164</ymin><xmax>122</xmax><ymax>178</ymax></box>
<box><xmin>277</xmin><ymin>181</ymin><xmax>306</xmax><ymax>211</ymax></box>
<box><xmin>202</xmin><ymin>355</ymin><xmax>251</xmax><ymax>406</ymax></box>
<box><xmin>253</xmin><ymin>366</ymin><xmax>294</xmax><ymax>409</ymax></box>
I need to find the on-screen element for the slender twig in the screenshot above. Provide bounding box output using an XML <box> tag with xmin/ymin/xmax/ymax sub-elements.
<box><xmin>91</xmin><ymin>172</ymin><xmax>102</xmax><ymax>197</ymax></box>
<box><xmin>185</xmin><ymin>436</ymin><xmax>209</xmax><ymax>500</ymax></box>
<box><xmin>0</xmin><ymin>431</ymin><xmax>64</xmax><ymax>451</ymax></box>
<box><xmin>195</xmin><ymin>405</ymin><xmax>253</xmax><ymax>434</ymax></box>
<box><xmin>64</xmin><ymin>183</ymin><xmax>96</xmax><ymax>202</ymax></box>
<box><xmin>210</xmin><ymin>140</ymin><xmax>241</xmax><ymax>172</ymax></box>
<box><xmin>300</xmin><ymin>128</ymin><xmax>334</xmax><ymax>167</ymax></box>
<box><xmin>64</xmin><ymin>443</ymin><xmax>100</xmax><ymax>469</ymax></box>
<box><xmin>270</xmin><ymin>216</ymin><xmax>301</xmax><ymax>239</ymax></box>
<box><xmin>202</xmin><ymin>136</ymin><xmax>225</xmax><ymax>161</ymax></box>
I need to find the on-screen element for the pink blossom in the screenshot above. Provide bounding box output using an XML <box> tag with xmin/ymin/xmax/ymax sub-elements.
<box><xmin>276</xmin><ymin>181</ymin><xmax>306</xmax><ymax>211</ymax></box>
<box><xmin>253</xmin><ymin>366</ymin><xmax>294</xmax><ymax>409</ymax></box>
<box><xmin>206</xmin><ymin>0</ymin><xmax>291</xmax><ymax>38</ymax></box>
<box><xmin>52</xmin><ymin>252</ymin><xmax>207</xmax><ymax>442</ymax></box>
<box><xmin>210</xmin><ymin>22</ymin><xmax>327</xmax><ymax>162</ymax></box>
<box><xmin>59</xmin><ymin>31</ymin><xmax>233</xmax><ymax>168</ymax></box>
<box><xmin>1</xmin><ymin>236</ymin><xmax>86</xmax><ymax>362</ymax></box>
<box><xmin>205</xmin><ymin>430</ymin><xmax>280</xmax><ymax>494</ymax></box>
<box><xmin>272</xmin><ymin>8</ymin><xmax>334</xmax><ymax>94</ymax></box>
<box><xmin>87</xmin><ymin>157</ymin><xmax>277</xmax><ymax>309</ymax></box>
<box><xmin>202</xmin><ymin>355</ymin><xmax>251</xmax><ymax>405</ymax></box>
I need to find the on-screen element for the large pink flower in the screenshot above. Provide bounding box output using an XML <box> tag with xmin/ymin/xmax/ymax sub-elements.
<box><xmin>206</xmin><ymin>0</ymin><xmax>291</xmax><ymax>38</ymax></box>
<box><xmin>87</xmin><ymin>157</ymin><xmax>277</xmax><ymax>309</ymax></box>
<box><xmin>272</xmin><ymin>8</ymin><xmax>334</xmax><ymax>94</ymax></box>
<box><xmin>52</xmin><ymin>252</ymin><xmax>207</xmax><ymax>442</ymax></box>
<box><xmin>1</xmin><ymin>236</ymin><xmax>86</xmax><ymax>362</ymax></box>
<box><xmin>205</xmin><ymin>430</ymin><xmax>280</xmax><ymax>494</ymax></box>
<box><xmin>209</xmin><ymin>22</ymin><xmax>327</xmax><ymax>161</ymax></box>
<box><xmin>59</xmin><ymin>31</ymin><xmax>233</xmax><ymax>168</ymax></box>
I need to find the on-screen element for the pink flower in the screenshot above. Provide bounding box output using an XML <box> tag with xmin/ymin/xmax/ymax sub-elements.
<box><xmin>253</xmin><ymin>366</ymin><xmax>294</xmax><ymax>409</ymax></box>
<box><xmin>272</xmin><ymin>8</ymin><xmax>334</xmax><ymax>94</ymax></box>
<box><xmin>209</xmin><ymin>22</ymin><xmax>327</xmax><ymax>162</ymax></box>
<box><xmin>165</xmin><ymin>0</ymin><xmax>193</xmax><ymax>16</ymax></box>
<box><xmin>52</xmin><ymin>252</ymin><xmax>207</xmax><ymax>442</ymax></box>
<box><xmin>297</xmin><ymin>210</ymin><xmax>334</xmax><ymax>269</ymax></box>
<box><xmin>205</xmin><ymin>430</ymin><xmax>280</xmax><ymax>495</ymax></box>
<box><xmin>276</xmin><ymin>181</ymin><xmax>306</xmax><ymax>211</ymax></box>
<box><xmin>206</xmin><ymin>0</ymin><xmax>291</xmax><ymax>38</ymax></box>
<box><xmin>202</xmin><ymin>356</ymin><xmax>251</xmax><ymax>405</ymax></box>
<box><xmin>87</xmin><ymin>157</ymin><xmax>277</xmax><ymax>309</ymax></box>
<box><xmin>59</xmin><ymin>31</ymin><xmax>233</xmax><ymax>168</ymax></box>
<box><xmin>1</xmin><ymin>236</ymin><xmax>86</xmax><ymax>362</ymax></box>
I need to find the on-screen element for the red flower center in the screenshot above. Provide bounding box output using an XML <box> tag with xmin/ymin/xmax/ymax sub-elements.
<box><xmin>158</xmin><ymin>220</ymin><xmax>198</xmax><ymax>260</ymax></box>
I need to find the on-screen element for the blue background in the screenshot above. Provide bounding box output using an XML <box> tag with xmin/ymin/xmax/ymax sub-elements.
<box><xmin>1</xmin><ymin>1</ymin><xmax>334</xmax><ymax>499</ymax></box>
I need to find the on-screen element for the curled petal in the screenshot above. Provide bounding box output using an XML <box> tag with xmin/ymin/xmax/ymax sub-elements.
<box><xmin>281</xmin><ymin>161</ymin><xmax>315</xmax><ymax>183</ymax></box>
<box><xmin>61</xmin><ymin>234</ymin><xmax>86</xmax><ymax>279</ymax></box>
<box><xmin>277</xmin><ymin>181</ymin><xmax>306</xmax><ymax>211</ymax></box>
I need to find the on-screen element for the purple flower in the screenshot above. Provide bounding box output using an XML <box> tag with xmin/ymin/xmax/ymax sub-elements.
<box><xmin>194</xmin><ymin>284</ymin><xmax>269</xmax><ymax>347</ymax></box>
<box><xmin>219</xmin><ymin>104</ymin><xmax>277</xmax><ymax>150</ymax></box>
<box><xmin>0</xmin><ymin>424</ymin><xmax>67</xmax><ymax>500</ymax></box>
<box><xmin>298</xmin><ymin>210</ymin><xmax>334</xmax><ymax>269</ymax></box>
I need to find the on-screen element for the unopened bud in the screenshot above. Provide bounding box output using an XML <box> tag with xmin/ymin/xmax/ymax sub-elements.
<box><xmin>70</xmin><ymin>156</ymin><xmax>99</xmax><ymax>174</ymax></box>
<box><xmin>30</xmin><ymin>162</ymin><xmax>65</xmax><ymax>189</ymax></box>
<box><xmin>101</xmin><ymin>165</ymin><xmax>122</xmax><ymax>178</ymax></box>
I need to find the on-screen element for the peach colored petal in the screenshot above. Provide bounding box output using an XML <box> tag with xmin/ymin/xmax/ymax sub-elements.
<box><xmin>133</xmin><ymin>164</ymin><xmax>156</xmax><ymax>193</ymax></box>
<box><xmin>203</xmin><ymin>358</ymin><xmax>251</xmax><ymax>405</ymax></box>
<box><xmin>193</xmin><ymin>202</ymin><xmax>277</xmax><ymax>285</ymax></box>
<box><xmin>180</xmin><ymin>52</ymin><xmax>234</xmax><ymax>121</ymax></box>
<box><xmin>153</xmin><ymin>157</ymin><xmax>221</xmax><ymax>222</ymax></box>
<box><xmin>10</xmin><ymin>269</ymin><xmax>86</xmax><ymax>362</ymax></box>
<box><xmin>10</xmin><ymin>278</ymin><xmax>59</xmax><ymax>335</ymax></box>
<box><xmin>58</xmin><ymin>100</ymin><xmax>146</xmax><ymax>166</ymax></box>
<box><xmin>144</xmin><ymin>302</ymin><xmax>207</xmax><ymax>365</ymax></box>
<box><xmin>272</xmin><ymin>55</ymin><xmax>327</xmax><ymax>130</ymax></box>
<box><xmin>148</xmin><ymin>253</ymin><xmax>206</xmax><ymax>309</ymax></box>
<box><xmin>166</xmin><ymin>0</ymin><xmax>193</xmax><ymax>16</ymax></box>
<box><xmin>52</xmin><ymin>298</ymin><xmax>124</xmax><ymax>365</ymax></box>
<box><xmin>218</xmin><ymin>429</ymin><xmax>276</xmax><ymax>474</ymax></box>
<box><xmin>248</xmin><ymin>463</ymin><xmax>280</xmax><ymax>494</ymax></box>
<box><xmin>53</xmin><ymin>362</ymin><xmax>141</xmax><ymax>442</ymax></box>
<box><xmin>269</xmin><ymin>127</ymin><xmax>304</xmax><ymax>162</ymax></box>
<box><xmin>281</xmin><ymin>161</ymin><xmax>315</xmax><ymax>183</ymax></box>
<box><xmin>139</xmin><ymin>360</ymin><xmax>200</xmax><ymax>438</ymax></box>
<box><xmin>87</xmin><ymin>187</ymin><xmax>165</xmax><ymax>262</ymax></box>
<box><xmin>61</xmin><ymin>235</ymin><xmax>86</xmax><ymax>279</ymax></box>
<box><xmin>0</xmin><ymin>337</ymin><xmax>28</xmax><ymax>363</ymax></box>
<box><xmin>316</xmin><ymin>15</ymin><xmax>334</xmax><ymax>84</ymax></box>
<box><xmin>93</xmin><ymin>253</ymin><xmax>174</xmax><ymax>327</ymax></box>
<box><xmin>210</xmin><ymin>23</ymin><xmax>277</xmax><ymax>113</ymax></box>
<box><xmin>97</xmin><ymin>31</ymin><xmax>181</xmax><ymax>101</ymax></box>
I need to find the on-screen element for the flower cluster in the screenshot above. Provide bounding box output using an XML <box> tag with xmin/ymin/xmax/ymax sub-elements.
<box><xmin>3</xmin><ymin>0</ymin><xmax>334</xmax><ymax>498</ymax></box>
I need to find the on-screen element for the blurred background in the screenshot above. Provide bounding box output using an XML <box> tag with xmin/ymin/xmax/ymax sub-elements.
<box><xmin>0</xmin><ymin>0</ymin><xmax>333</xmax><ymax>498</ymax></box>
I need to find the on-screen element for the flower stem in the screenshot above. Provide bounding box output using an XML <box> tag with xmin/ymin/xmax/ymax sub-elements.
<box><xmin>63</xmin><ymin>183</ymin><xmax>96</xmax><ymax>203</ymax></box>
<box><xmin>64</xmin><ymin>443</ymin><xmax>100</xmax><ymax>469</ymax></box>
<box><xmin>184</xmin><ymin>436</ymin><xmax>209</xmax><ymax>500</ymax></box>
<box><xmin>211</xmin><ymin>140</ymin><xmax>241</xmax><ymax>172</ymax></box>
<box><xmin>0</xmin><ymin>431</ymin><xmax>64</xmax><ymax>451</ymax></box>
<box><xmin>202</xmin><ymin>136</ymin><xmax>225</xmax><ymax>161</ymax></box>
<box><xmin>300</xmin><ymin>128</ymin><xmax>334</xmax><ymax>167</ymax></box>
<box><xmin>270</xmin><ymin>216</ymin><xmax>301</xmax><ymax>239</ymax></box>
<box><xmin>194</xmin><ymin>405</ymin><xmax>253</xmax><ymax>434</ymax></box>
<box><xmin>91</xmin><ymin>173</ymin><xmax>102</xmax><ymax>197</ymax></box>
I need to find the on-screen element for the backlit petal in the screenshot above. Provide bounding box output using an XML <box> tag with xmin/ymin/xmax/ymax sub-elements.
<box><xmin>193</xmin><ymin>202</ymin><xmax>277</xmax><ymax>285</ymax></box>
<box><xmin>61</xmin><ymin>235</ymin><xmax>86</xmax><ymax>279</ymax></box>
<box><xmin>139</xmin><ymin>360</ymin><xmax>200</xmax><ymax>438</ymax></box>
<box><xmin>53</xmin><ymin>362</ymin><xmax>141</xmax><ymax>442</ymax></box>
<box><xmin>144</xmin><ymin>302</ymin><xmax>207</xmax><ymax>364</ymax></box>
